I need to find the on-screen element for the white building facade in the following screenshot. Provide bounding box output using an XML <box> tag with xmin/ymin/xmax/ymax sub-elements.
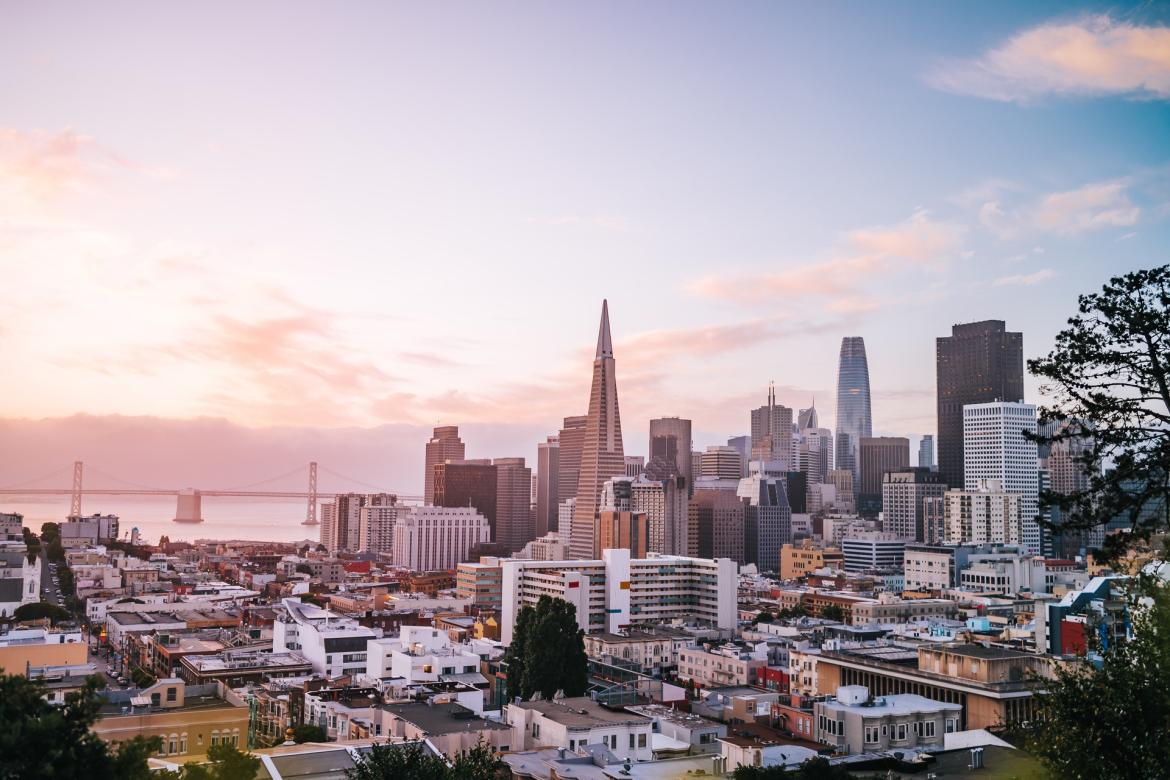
<box><xmin>963</xmin><ymin>402</ymin><xmax>1039</xmax><ymax>553</ymax></box>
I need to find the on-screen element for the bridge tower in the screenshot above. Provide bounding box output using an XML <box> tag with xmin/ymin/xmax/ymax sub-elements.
<box><xmin>69</xmin><ymin>461</ymin><xmax>83</xmax><ymax>519</ymax></box>
<box><xmin>303</xmin><ymin>461</ymin><xmax>319</xmax><ymax>525</ymax></box>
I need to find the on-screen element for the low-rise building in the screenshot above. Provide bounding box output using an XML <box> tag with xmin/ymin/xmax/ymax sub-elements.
<box><xmin>780</xmin><ymin>541</ymin><xmax>844</xmax><ymax>581</ymax></box>
<box><xmin>273</xmin><ymin>598</ymin><xmax>382</xmax><ymax>678</ymax></box>
<box><xmin>813</xmin><ymin>685</ymin><xmax>961</xmax><ymax>754</ymax></box>
<box><xmin>582</xmin><ymin>625</ymin><xmax>695</xmax><ymax>678</ymax></box>
<box><xmin>506</xmin><ymin>696</ymin><xmax>654</xmax><ymax>759</ymax></box>
<box><xmin>455</xmin><ymin>559</ymin><xmax>503</xmax><ymax>612</ymax></box>
<box><xmin>180</xmin><ymin>651</ymin><xmax>314</xmax><ymax>686</ymax></box>
<box><xmin>376</xmin><ymin>701</ymin><xmax>512</xmax><ymax>757</ymax></box>
<box><xmin>678</xmin><ymin>643</ymin><xmax>768</xmax><ymax>688</ymax></box>
<box><xmin>626</xmin><ymin>704</ymin><xmax>727</xmax><ymax>755</ymax></box>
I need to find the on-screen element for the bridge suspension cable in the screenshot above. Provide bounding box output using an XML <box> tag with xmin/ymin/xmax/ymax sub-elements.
<box><xmin>0</xmin><ymin>465</ymin><xmax>73</xmax><ymax>491</ymax></box>
<box><xmin>316</xmin><ymin>465</ymin><xmax>402</xmax><ymax>494</ymax></box>
<box><xmin>83</xmin><ymin>465</ymin><xmax>169</xmax><ymax>492</ymax></box>
<box><xmin>216</xmin><ymin>464</ymin><xmax>312</xmax><ymax>493</ymax></box>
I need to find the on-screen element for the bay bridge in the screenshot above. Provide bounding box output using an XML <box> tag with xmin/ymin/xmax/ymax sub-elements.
<box><xmin>0</xmin><ymin>461</ymin><xmax>421</xmax><ymax>526</ymax></box>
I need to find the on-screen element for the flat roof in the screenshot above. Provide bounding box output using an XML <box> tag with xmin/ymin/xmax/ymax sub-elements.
<box><xmin>820</xmin><ymin>692</ymin><xmax>962</xmax><ymax>716</ymax></box>
<box><xmin>380</xmin><ymin>701</ymin><xmax>509</xmax><ymax>734</ymax></box>
<box><xmin>516</xmin><ymin>697</ymin><xmax>652</xmax><ymax>728</ymax></box>
<box><xmin>923</xmin><ymin>644</ymin><xmax>1030</xmax><ymax>660</ymax></box>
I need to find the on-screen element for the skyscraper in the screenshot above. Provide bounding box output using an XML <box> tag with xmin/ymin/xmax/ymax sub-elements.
<box><xmin>858</xmin><ymin>436</ymin><xmax>910</xmax><ymax>516</ymax></box>
<box><xmin>918</xmin><ymin>435</ymin><xmax>935</xmax><ymax>470</ymax></box>
<box><xmin>738</xmin><ymin>472</ymin><xmax>792</xmax><ymax>572</ymax></box>
<box><xmin>881</xmin><ymin>468</ymin><xmax>947</xmax><ymax>541</ymax></box>
<box><xmin>424</xmin><ymin>426</ymin><xmax>465</xmax><ymax>505</ymax></box>
<box><xmin>700</xmin><ymin>446</ymin><xmax>744</xmax><ymax>480</ymax></box>
<box><xmin>571</xmin><ymin>301</ymin><xmax>626</xmax><ymax>559</ymax></box>
<box><xmin>936</xmin><ymin>320</ymin><xmax>1024</xmax><ymax>490</ymax></box>
<box><xmin>494</xmin><ymin>457</ymin><xmax>535</xmax><ymax>553</ymax></box>
<box><xmin>834</xmin><ymin>337</ymin><xmax>873</xmax><ymax>489</ymax></box>
<box><xmin>557</xmin><ymin>415</ymin><xmax>587</xmax><ymax>520</ymax></box>
<box><xmin>751</xmin><ymin>384</ymin><xmax>793</xmax><ymax>466</ymax></box>
<box><xmin>648</xmin><ymin>417</ymin><xmax>693</xmax><ymax>493</ymax></box>
<box><xmin>535</xmin><ymin>436</ymin><xmax>560</xmax><ymax>538</ymax></box>
<box><xmin>727</xmin><ymin>435</ymin><xmax>750</xmax><ymax>475</ymax></box>
<box><xmin>432</xmin><ymin>460</ymin><xmax>497</xmax><ymax>538</ymax></box>
<box><xmin>963</xmin><ymin>401</ymin><xmax>1039</xmax><ymax>553</ymax></box>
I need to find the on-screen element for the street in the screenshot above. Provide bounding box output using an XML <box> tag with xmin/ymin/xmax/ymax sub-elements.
<box><xmin>39</xmin><ymin>549</ymin><xmax>63</xmax><ymax>608</ymax></box>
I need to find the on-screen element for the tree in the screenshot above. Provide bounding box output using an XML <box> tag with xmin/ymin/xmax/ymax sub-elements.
<box><xmin>13</xmin><ymin>602</ymin><xmax>71</xmax><ymax>624</ymax></box>
<box><xmin>819</xmin><ymin>604</ymin><xmax>845</xmax><ymax>622</ymax></box>
<box><xmin>506</xmin><ymin>595</ymin><xmax>588</xmax><ymax>701</ymax></box>
<box><xmin>290</xmin><ymin>723</ymin><xmax>328</xmax><ymax>743</ymax></box>
<box><xmin>756</xmin><ymin>610</ymin><xmax>774</xmax><ymax>623</ymax></box>
<box><xmin>1028</xmin><ymin>265</ymin><xmax>1170</xmax><ymax>560</ymax></box>
<box><xmin>0</xmin><ymin>673</ymin><xmax>159</xmax><ymax>779</ymax></box>
<box><xmin>449</xmin><ymin>741</ymin><xmax>506</xmax><ymax>780</ymax></box>
<box><xmin>732</xmin><ymin>756</ymin><xmax>852</xmax><ymax>779</ymax></box>
<box><xmin>173</xmin><ymin>744</ymin><xmax>262</xmax><ymax>780</ymax></box>
<box><xmin>1019</xmin><ymin>574</ymin><xmax>1170</xmax><ymax>779</ymax></box>
<box><xmin>346</xmin><ymin>741</ymin><xmax>449</xmax><ymax>780</ymax></box>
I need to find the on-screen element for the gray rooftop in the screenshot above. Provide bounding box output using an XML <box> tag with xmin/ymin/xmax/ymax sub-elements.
<box><xmin>380</xmin><ymin>701</ymin><xmax>508</xmax><ymax>735</ymax></box>
<box><xmin>514</xmin><ymin>697</ymin><xmax>652</xmax><ymax>728</ymax></box>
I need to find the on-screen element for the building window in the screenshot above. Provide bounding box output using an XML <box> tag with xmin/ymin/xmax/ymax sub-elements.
<box><xmin>169</xmin><ymin>734</ymin><xmax>178</xmax><ymax>754</ymax></box>
<box><xmin>166</xmin><ymin>687</ymin><xmax>177</xmax><ymax>702</ymax></box>
<box><xmin>211</xmin><ymin>731</ymin><xmax>219</xmax><ymax>747</ymax></box>
<box><xmin>638</xmin><ymin>733</ymin><xmax>647</xmax><ymax>748</ymax></box>
<box><xmin>896</xmin><ymin>724</ymin><xmax>907</xmax><ymax>741</ymax></box>
<box><xmin>180</xmin><ymin>733</ymin><xmax>188</xmax><ymax>754</ymax></box>
<box><xmin>629</xmin><ymin>734</ymin><xmax>635</xmax><ymax>749</ymax></box>
<box><xmin>864</xmin><ymin>726</ymin><xmax>879</xmax><ymax>744</ymax></box>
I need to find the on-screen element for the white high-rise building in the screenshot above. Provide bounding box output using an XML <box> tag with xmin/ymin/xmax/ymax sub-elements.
<box><xmin>500</xmin><ymin>548</ymin><xmax>736</xmax><ymax>643</ymax></box>
<box><xmin>392</xmin><ymin>507</ymin><xmax>491</xmax><ymax>572</ymax></box>
<box><xmin>359</xmin><ymin>504</ymin><xmax>408</xmax><ymax>556</ymax></box>
<box><xmin>943</xmin><ymin>480</ymin><xmax>1023</xmax><ymax>547</ymax></box>
<box><xmin>963</xmin><ymin>402</ymin><xmax>1039</xmax><ymax>553</ymax></box>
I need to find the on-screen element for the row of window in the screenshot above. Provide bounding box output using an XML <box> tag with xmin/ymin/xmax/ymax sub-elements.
<box><xmin>157</xmin><ymin>729</ymin><xmax>239</xmax><ymax>757</ymax></box>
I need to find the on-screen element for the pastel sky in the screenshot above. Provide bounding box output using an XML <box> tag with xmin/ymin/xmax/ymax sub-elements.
<box><xmin>2</xmin><ymin>1</ymin><xmax>1169</xmax><ymax>483</ymax></box>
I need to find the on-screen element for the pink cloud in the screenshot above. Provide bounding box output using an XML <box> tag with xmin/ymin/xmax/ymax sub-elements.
<box><xmin>928</xmin><ymin>15</ymin><xmax>1170</xmax><ymax>103</ymax></box>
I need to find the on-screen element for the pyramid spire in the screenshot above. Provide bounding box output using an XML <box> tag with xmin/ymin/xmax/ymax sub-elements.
<box><xmin>595</xmin><ymin>299</ymin><xmax>613</xmax><ymax>359</ymax></box>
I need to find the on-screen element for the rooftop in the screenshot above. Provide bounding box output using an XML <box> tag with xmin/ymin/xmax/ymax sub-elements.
<box><xmin>380</xmin><ymin>701</ymin><xmax>509</xmax><ymax>734</ymax></box>
<box><xmin>821</xmin><ymin>692</ymin><xmax>962</xmax><ymax>716</ymax></box>
<box><xmin>514</xmin><ymin>697</ymin><xmax>651</xmax><ymax>728</ymax></box>
<box><xmin>922</xmin><ymin>643</ymin><xmax>1031</xmax><ymax>661</ymax></box>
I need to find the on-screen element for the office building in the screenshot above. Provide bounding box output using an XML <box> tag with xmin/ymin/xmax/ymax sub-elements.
<box><xmin>535</xmin><ymin>436</ymin><xmax>560</xmax><ymax>538</ymax></box>
<box><xmin>648</xmin><ymin>417</ymin><xmax>692</xmax><ymax>493</ymax></box>
<box><xmin>1042</xmin><ymin>419</ymin><xmax>1099</xmax><ymax>556</ymax></box>
<box><xmin>727</xmin><ymin>435</ymin><xmax>751</xmax><ymax>473</ymax></box>
<box><xmin>922</xmin><ymin>496</ymin><xmax>946</xmax><ymax>545</ymax></box>
<box><xmin>571</xmin><ymin>301</ymin><xmax>627</xmax><ymax>559</ymax></box>
<box><xmin>881</xmin><ymin>469</ymin><xmax>948</xmax><ymax>541</ymax></box>
<box><xmin>424</xmin><ymin>426</ymin><xmax>465</xmax><ymax>505</ymax></box>
<box><xmin>963</xmin><ymin>402</ymin><xmax>1039</xmax><ymax>553</ymax></box>
<box><xmin>826</xmin><ymin>469</ymin><xmax>856</xmax><ymax>513</ymax></box>
<box><xmin>557</xmin><ymin>415</ymin><xmax>588</xmax><ymax>524</ymax></box>
<box><xmin>738</xmin><ymin>473</ymin><xmax>792</xmax><ymax>572</ymax></box>
<box><xmin>691</xmin><ymin>488</ymin><xmax>747</xmax><ymax>562</ymax></box>
<box><xmin>392</xmin><ymin>507</ymin><xmax>492</xmax><ymax>572</ymax></box>
<box><xmin>432</xmin><ymin>460</ymin><xmax>497</xmax><ymax>539</ymax></box>
<box><xmin>943</xmin><ymin>480</ymin><xmax>1022</xmax><ymax>547</ymax></box>
<box><xmin>751</xmin><ymin>384</ymin><xmax>793</xmax><ymax>466</ymax></box>
<box><xmin>797</xmin><ymin>427</ymin><xmax>833</xmax><ymax>487</ymax></box>
<box><xmin>841</xmin><ymin>534</ymin><xmax>905</xmax><ymax>571</ymax></box>
<box><xmin>835</xmin><ymin>337</ymin><xmax>873</xmax><ymax>489</ymax></box>
<box><xmin>499</xmin><ymin>549</ymin><xmax>736</xmax><ymax>643</ymax></box>
<box><xmin>321</xmin><ymin>493</ymin><xmax>396</xmax><ymax>554</ymax></box>
<box><xmin>494</xmin><ymin>457</ymin><xmax>535</xmax><ymax>553</ymax></box>
<box><xmin>595</xmin><ymin>510</ymin><xmax>650</xmax><ymax>557</ymax></box>
<box><xmin>456</xmin><ymin>559</ymin><xmax>504</xmax><ymax>612</ymax></box>
<box><xmin>858</xmin><ymin>437</ymin><xmax>909</xmax><ymax>516</ymax></box>
<box><xmin>700</xmin><ymin>446</ymin><xmax>744</xmax><ymax>480</ymax></box>
<box><xmin>624</xmin><ymin>455</ymin><xmax>645</xmax><ymax>478</ymax></box>
<box><xmin>918</xmin><ymin>435</ymin><xmax>935</xmax><ymax>470</ymax></box>
<box><xmin>936</xmin><ymin>320</ymin><xmax>1024</xmax><ymax>490</ymax></box>
<box><xmin>631</xmin><ymin>474</ymin><xmax>689</xmax><ymax>556</ymax></box>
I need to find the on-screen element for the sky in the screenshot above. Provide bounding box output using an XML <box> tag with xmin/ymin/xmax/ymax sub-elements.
<box><xmin>2</xmin><ymin>2</ymin><xmax>1169</xmax><ymax>492</ymax></box>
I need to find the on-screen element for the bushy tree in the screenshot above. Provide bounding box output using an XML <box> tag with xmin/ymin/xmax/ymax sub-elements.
<box><xmin>0</xmin><ymin>673</ymin><xmax>159</xmax><ymax>779</ymax></box>
<box><xmin>171</xmin><ymin>744</ymin><xmax>262</xmax><ymax>780</ymax></box>
<box><xmin>12</xmin><ymin>602</ymin><xmax>71</xmax><ymax>624</ymax></box>
<box><xmin>1019</xmin><ymin>575</ymin><xmax>1170</xmax><ymax>779</ymax></box>
<box><xmin>346</xmin><ymin>739</ymin><xmax>504</xmax><ymax>780</ymax></box>
<box><xmin>1028</xmin><ymin>264</ymin><xmax>1170</xmax><ymax>560</ymax></box>
<box><xmin>732</xmin><ymin>756</ymin><xmax>852</xmax><ymax>779</ymax></box>
<box><xmin>291</xmin><ymin>723</ymin><xmax>328</xmax><ymax>743</ymax></box>
<box><xmin>819</xmin><ymin>604</ymin><xmax>845</xmax><ymax>622</ymax></box>
<box><xmin>503</xmin><ymin>595</ymin><xmax>588</xmax><ymax>701</ymax></box>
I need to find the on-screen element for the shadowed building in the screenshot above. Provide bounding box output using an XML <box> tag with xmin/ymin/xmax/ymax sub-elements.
<box><xmin>535</xmin><ymin>436</ymin><xmax>560</xmax><ymax>538</ymax></box>
<box><xmin>432</xmin><ymin>461</ymin><xmax>497</xmax><ymax>539</ymax></box>
<box><xmin>557</xmin><ymin>415</ymin><xmax>587</xmax><ymax>525</ymax></box>
<box><xmin>648</xmin><ymin>417</ymin><xmax>693</xmax><ymax>494</ymax></box>
<box><xmin>858</xmin><ymin>437</ymin><xmax>910</xmax><ymax>517</ymax></box>
<box><xmin>751</xmin><ymin>384</ymin><xmax>793</xmax><ymax>466</ymax></box>
<box><xmin>936</xmin><ymin>320</ymin><xmax>1023</xmax><ymax>490</ymax></box>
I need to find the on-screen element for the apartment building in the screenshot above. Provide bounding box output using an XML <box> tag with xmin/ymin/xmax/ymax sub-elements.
<box><xmin>813</xmin><ymin>685</ymin><xmax>961</xmax><ymax>754</ymax></box>
<box><xmin>780</xmin><ymin>540</ymin><xmax>844</xmax><ymax>581</ymax></box>
<box><xmin>272</xmin><ymin>598</ymin><xmax>382</xmax><ymax>678</ymax></box>
<box><xmin>506</xmin><ymin>697</ymin><xmax>654</xmax><ymax>759</ymax></box>
<box><xmin>500</xmin><ymin>549</ymin><xmax>736</xmax><ymax>643</ymax></box>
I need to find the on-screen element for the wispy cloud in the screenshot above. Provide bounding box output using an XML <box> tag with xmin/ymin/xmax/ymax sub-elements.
<box><xmin>927</xmin><ymin>15</ymin><xmax>1170</xmax><ymax>103</ymax></box>
<box><xmin>979</xmin><ymin>180</ymin><xmax>1140</xmax><ymax>238</ymax></box>
<box><xmin>993</xmin><ymin>268</ymin><xmax>1056</xmax><ymax>287</ymax></box>
<box><xmin>688</xmin><ymin>209</ymin><xmax>963</xmax><ymax>306</ymax></box>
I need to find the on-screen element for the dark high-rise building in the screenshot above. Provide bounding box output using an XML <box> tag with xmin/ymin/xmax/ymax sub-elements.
<box><xmin>557</xmin><ymin>415</ymin><xmax>587</xmax><ymax>520</ymax></box>
<box><xmin>648</xmin><ymin>417</ymin><xmax>693</xmax><ymax>494</ymax></box>
<box><xmin>691</xmin><ymin>489</ymin><xmax>747</xmax><ymax>562</ymax></box>
<box><xmin>740</xmin><ymin>473</ymin><xmax>792</xmax><ymax>572</ymax></box>
<box><xmin>882</xmin><ymin>468</ymin><xmax>947</xmax><ymax>541</ymax></box>
<box><xmin>834</xmin><ymin>337</ymin><xmax>873</xmax><ymax>488</ymax></box>
<box><xmin>424</xmin><ymin>426</ymin><xmax>465</xmax><ymax>505</ymax></box>
<box><xmin>858</xmin><ymin>437</ymin><xmax>910</xmax><ymax>516</ymax></box>
<box><xmin>571</xmin><ymin>301</ymin><xmax>626</xmax><ymax>559</ymax></box>
<box><xmin>494</xmin><ymin>457</ymin><xmax>535</xmax><ymax>553</ymax></box>
<box><xmin>784</xmin><ymin>472</ymin><xmax>808</xmax><ymax>515</ymax></box>
<box><xmin>432</xmin><ymin>460</ymin><xmax>497</xmax><ymax>538</ymax></box>
<box><xmin>936</xmin><ymin>320</ymin><xmax>1024</xmax><ymax>490</ymax></box>
<box><xmin>535</xmin><ymin>436</ymin><xmax>560</xmax><ymax>537</ymax></box>
<box><xmin>727</xmin><ymin>436</ymin><xmax>750</xmax><ymax>475</ymax></box>
<box><xmin>596</xmin><ymin>510</ymin><xmax>649</xmax><ymax>558</ymax></box>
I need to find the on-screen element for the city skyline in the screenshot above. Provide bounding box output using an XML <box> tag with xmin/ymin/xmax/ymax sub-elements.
<box><xmin>2</xmin><ymin>3</ymin><xmax>1166</xmax><ymax>474</ymax></box>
